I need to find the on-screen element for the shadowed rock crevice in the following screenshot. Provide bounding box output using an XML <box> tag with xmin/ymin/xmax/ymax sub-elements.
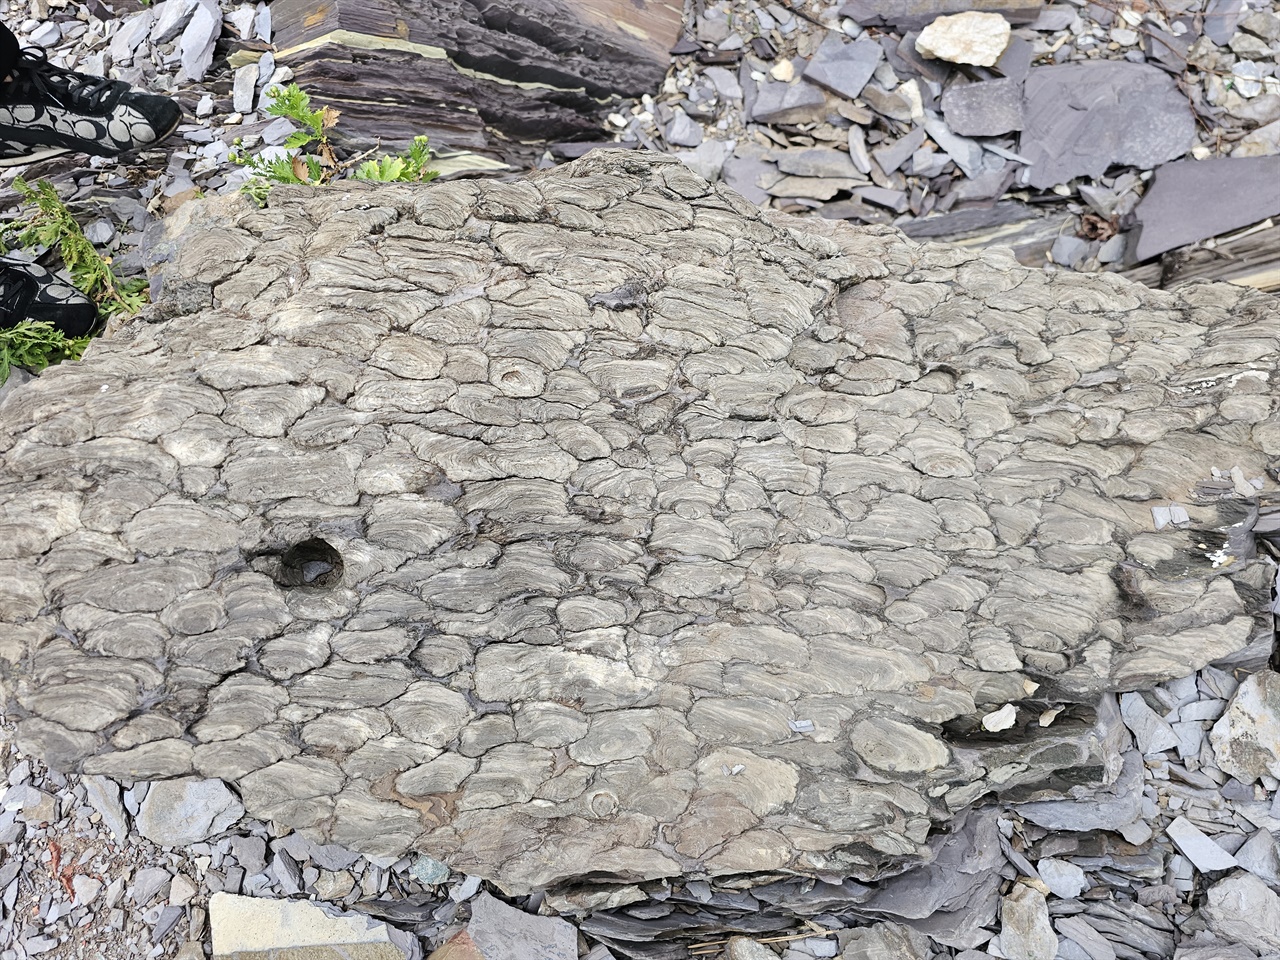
<box><xmin>0</xmin><ymin>152</ymin><xmax>1277</xmax><ymax>894</ymax></box>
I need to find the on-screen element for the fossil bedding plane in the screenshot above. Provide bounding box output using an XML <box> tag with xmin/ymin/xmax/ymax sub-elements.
<box><xmin>0</xmin><ymin>152</ymin><xmax>1276</xmax><ymax>892</ymax></box>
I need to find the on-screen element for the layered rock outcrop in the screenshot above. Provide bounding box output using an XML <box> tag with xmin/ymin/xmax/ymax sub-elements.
<box><xmin>1</xmin><ymin>153</ymin><xmax>1276</xmax><ymax>892</ymax></box>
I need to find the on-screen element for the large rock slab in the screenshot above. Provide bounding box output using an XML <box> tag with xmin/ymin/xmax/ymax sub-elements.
<box><xmin>0</xmin><ymin>152</ymin><xmax>1277</xmax><ymax>892</ymax></box>
<box><xmin>1019</xmin><ymin>61</ymin><xmax>1196</xmax><ymax>189</ymax></box>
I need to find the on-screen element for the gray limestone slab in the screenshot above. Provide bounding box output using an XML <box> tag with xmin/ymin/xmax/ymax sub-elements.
<box><xmin>1165</xmin><ymin>816</ymin><xmax>1240</xmax><ymax>872</ymax></box>
<box><xmin>750</xmin><ymin>79</ymin><xmax>829</xmax><ymax>124</ymax></box>
<box><xmin>942</xmin><ymin>78</ymin><xmax>1025</xmax><ymax>136</ymax></box>
<box><xmin>1204</xmin><ymin>873</ymin><xmax>1280</xmax><ymax>953</ymax></box>
<box><xmin>1019</xmin><ymin>61</ymin><xmax>1195</xmax><ymax>190</ymax></box>
<box><xmin>855</xmin><ymin>185</ymin><xmax>910</xmax><ymax>212</ymax></box>
<box><xmin>81</xmin><ymin>775</ymin><xmax>130</xmax><ymax>843</ymax></box>
<box><xmin>773</xmin><ymin>147</ymin><xmax>863</xmax><ymax>179</ymax></box>
<box><xmin>995</xmin><ymin>36</ymin><xmax>1034</xmax><ymax>83</ymax></box>
<box><xmin>803</xmin><ymin>34</ymin><xmax>883</xmax><ymax>101</ymax></box>
<box><xmin>665</xmin><ymin>109</ymin><xmax>703</xmax><ymax>148</ymax></box>
<box><xmin>136</xmin><ymin>778</ymin><xmax>244</xmax><ymax>846</ymax></box>
<box><xmin>8</xmin><ymin>152</ymin><xmax>1280</xmax><ymax>902</ymax></box>
<box><xmin>1203</xmin><ymin>0</ymin><xmax>1246</xmax><ymax>45</ymax></box>
<box><xmin>1119</xmin><ymin>691</ymin><xmax>1180</xmax><ymax>755</ymax></box>
<box><xmin>840</xmin><ymin>0</ymin><xmax>1045</xmax><ymax>31</ymax></box>
<box><xmin>1132</xmin><ymin>156</ymin><xmax>1280</xmax><ymax>261</ymax></box>
<box><xmin>925</xmin><ymin>115</ymin><xmax>985</xmax><ymax>178</ymax></box>
<box><xmin>468</xmin><ymin>893</ymin><xmax>576</xmax><ymax>960</ymax></box>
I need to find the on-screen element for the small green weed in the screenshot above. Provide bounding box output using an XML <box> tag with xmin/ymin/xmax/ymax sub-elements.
<box><xmin>0</xmin><ymin>321</ymin><xmax>91</xmax><ymax>385</ymax></box>
<box><xmin>233</xmin><ymin>84</ymin><xmax>438</xmax><ymax>205</ymax></box>
<box><xmin>0</xmin><ymin>177</ymin><xmax>146</xmax><ymax>385</ymax></box>
<box><xmin>2</xmin><ymin>177</ymin><xmax>148</xmax><ymax>318</ymax></box>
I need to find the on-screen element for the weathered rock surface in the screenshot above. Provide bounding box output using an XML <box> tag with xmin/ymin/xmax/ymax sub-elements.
<box><xmin>1</xmin><ymin>152</ymin><xmax>1277</xmax><ymax>893</ymax></box>
<box><xmin>1210</xmin><ymin>670</ymin><xmax>1280</xmax><ymax>783</ymax></box>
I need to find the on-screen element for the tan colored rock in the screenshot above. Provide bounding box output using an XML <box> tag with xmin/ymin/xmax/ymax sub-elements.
<box><xmin>916</xmin><ymin>12</ymin><xmax>1011</xmax><ymax>67</ymax></box>
<box><xmin>209</xmin><ymin>893</ymin><xmax>414</xmax><ymax>959</ymax></box>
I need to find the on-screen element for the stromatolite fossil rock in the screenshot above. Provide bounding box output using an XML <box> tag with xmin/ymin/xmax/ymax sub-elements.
<box><xmin>1</xmin><ymin>152</ymin><xmax>1276</xmax><ymax>892</ymax></box>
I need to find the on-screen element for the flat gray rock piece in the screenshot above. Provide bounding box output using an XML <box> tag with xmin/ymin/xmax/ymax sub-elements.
<box><xmin>1019</xmin><ymin>61</ymin><xmax>1195</xmax><ymax>189</ymax></box>
<box><xmin>751</xmin><ymin>78</ymin><xmax>828</xmax><ymax>124</ymax></box>
<box><xmin>665</xmin><ymin>109</ymin><xmax>703</xmax><ymax>148</ymax></box>
<box><xmin>942</xmin><ymin>78</ymin><xmax>1025</xmax><ymax>136</ymax></box>
<box><xmin>179</xmin><ymin>0</ymin><xmax>221</xmax><ymax>82</ymax></box>
<box><xmin>840</xmin><ymin>0</ymin><xmax>1044</xmax><ymax>31</ymax></box>
<box><xmin>468</xmin><ymin>892</ymin><xmax>576</xmax><ymax>960</ymax></box>
<box><xmin>209</xmin><ymin>892</ymin><xmax>418</xmax><ymax>958</ymax></box>
<box><xmin>1166</xmin><ymin>816</ymin><xmax>1240</xmax><ymax>873</ymax></box>
<box><xmin>152</xmin><ymin>0</ymin><xmax>198</xmax><ymax>44</ymax></box>
<box><xmin>1132</xmin><ymin>157</ymin><xmax>1280</xmax><ymax>261</ymax></box>
<box><xmin>925</xmin><ymin>115</ymin><xmax>985</xmax><ymax>177</ymax></box>
<box><xmin>1037</xmin><ymin>858</ymin><xmax>1087</xmax><ymax>899</ymax></box>
<box><xmin>774</xmin><ymin>147</ymin><xmax>862</xmax><ymax>179</ymax></box>
<box><xmin>1203</xmin><ymin>0</ymin><xmax>1246</xmax><ymax>45</ymax></box>
<box><xmin>990</xmin><ymin>884</ymin><xmax>1057</xmax><ymax>960</ymax></box>
<box><xmin>803</xmin><ymin>34</ymin><xmax>883</xmax><ymax>101</ymax></box>
<box><xmin>838</xmin><ymin>921</ymin><xmax>932</xmax><ymax>959</ymax></box>
<box><xmin>1235</xmin><ymin>829</ymin><xmax>1280</xmax><ymax>886</ymax></box>
<box><xmin>3</xmin><ymin>153</ymin><xmax>1278</xmax><ymax>895</ymax></box>
<box><xmin>1119</xmin><ymin>691</ymin><xmax>1179</xmax><ymax>755</ymax></box>
<box><xmin>135</xmin><ymin>778</ymin><xmax>244</xmax><ymax>846</ymax></box>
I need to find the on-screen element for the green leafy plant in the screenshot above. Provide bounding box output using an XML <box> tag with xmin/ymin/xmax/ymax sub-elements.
<box><xmin>0</xmin><ymin>321</ymin><xmax>91</xmax><ymax>385</ymax></box>
<box><xmin>233</xmin><ymin>84</ymin><xmax>438</xmax><ymax>204</ymax></box>
<box><xmin>0</xmin><ymin>177</ymin><xmax>147</xmax><ymax>384</ymax></box>
<box><xmin>353</xmin><ymin>136</ymin><xmax>439</xmax><ymax>185</ymax></box>
<box><xmin>2</xmin><ymin>177</ymin><xmax>148</xmax><ymax>318</ymax></box>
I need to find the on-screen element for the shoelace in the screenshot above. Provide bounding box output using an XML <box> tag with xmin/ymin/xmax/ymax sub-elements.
<box><xmin>4</xmin><ymin>48</ymin><xmax>122</xmax><ymax>112</ymax></box>
<box><xmin>0</xmin><ymin>265</ymin><xmax>36</xmax><ymax>329</ymax></box>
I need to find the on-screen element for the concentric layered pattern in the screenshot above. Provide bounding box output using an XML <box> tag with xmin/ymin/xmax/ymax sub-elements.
<box><xmin>1</xmin><ymin>154</ymin><xmax>1276</xmax><ymax>891</ymax></box>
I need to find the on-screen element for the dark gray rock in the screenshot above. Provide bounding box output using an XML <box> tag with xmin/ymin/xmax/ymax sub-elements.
<box><xmin>1203</xmin><ymin>0</ymin><xmax>1247</xmax><ymax>45</ymax></box>
<box><xmin>803</xmin><ymin>34</ymin><xmax>883</xmax><ymax>101</ymax></box>
<box><xmin>751</xmin><ymin>79</ymin><xmax>828</xmax><ymax>124</ymax></box>
<box><xmin>840</xmin><ymin>0</ymin><xmax>1045</xmax><ymax>31</ymax></box>
<box><xmin>1131</xmin><ymin>156</ymin><xmax>1280</xmax><ymax>261</ymax></box>
<box><xmin>1019</xmin><ymin>61</ymin><xmax>1196</xmax><ymax>189</ymax></box>
<box><xmin>468</xmin><ymin>893</ymin><xmax>576</xmax><ymax>960</ymax></box>
<box><xmin>941</xmin><ymin>77</ymin><xmax>1025</xmax><ymax>136</ymax></box>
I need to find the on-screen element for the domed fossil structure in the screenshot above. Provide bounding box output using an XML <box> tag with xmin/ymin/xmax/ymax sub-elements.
<box><xmin>0</xmin><ymin>152</ymin><xmax>1276</xmax><ymax>893</ymax></box>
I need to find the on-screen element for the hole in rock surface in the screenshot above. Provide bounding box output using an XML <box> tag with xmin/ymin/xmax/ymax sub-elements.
<box><xmin>265</xmin><ymin>538</ymin><xmax>344</xmax><ymax>589</ymax></box>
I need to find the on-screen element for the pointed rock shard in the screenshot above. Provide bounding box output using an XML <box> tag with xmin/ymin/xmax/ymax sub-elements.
<box><xmin>1166</xmin><ymin>816</ymin><xmax>1240</xmax><ymax>873</ymax></box>
<box><xmin>1119</xmin><ymin>692</ymin><xmax>1180</xmax><ymax>755</ymax></box>
<box><xmin>1210</xmin><ymin>671</ymin><xmax>1280</xmax><ymax>783</ymax></box>
<box><xmin>916</xmin><ymin>12</ymin><xmax>1012</xmax><ymax>67</ymax></box>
